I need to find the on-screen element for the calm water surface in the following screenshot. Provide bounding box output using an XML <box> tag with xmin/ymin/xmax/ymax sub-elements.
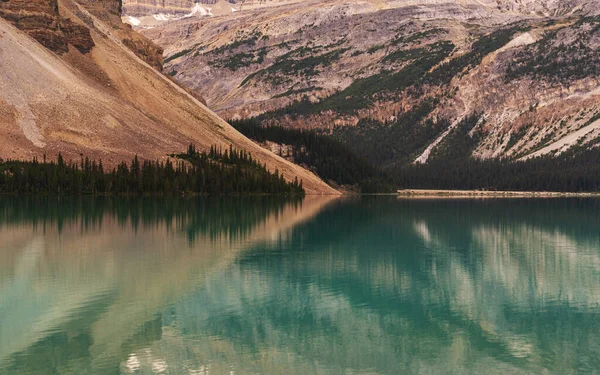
<box><xmin>1</xmin><ymin>197</ymin><xmax>600</xmax><ymax>374</ymax></box>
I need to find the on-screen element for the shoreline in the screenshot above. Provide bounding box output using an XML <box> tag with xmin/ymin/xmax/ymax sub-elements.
<box><xmin>396</xmin><ymin>189</ymin><xmax>600</xmax><ymax>198</ymax></box>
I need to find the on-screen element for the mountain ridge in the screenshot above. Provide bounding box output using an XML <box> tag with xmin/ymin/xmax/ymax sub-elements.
<box><xmin>121</xmin><ymin>0</ymin><xmax>595</xmax><ymax>19</ymax></box>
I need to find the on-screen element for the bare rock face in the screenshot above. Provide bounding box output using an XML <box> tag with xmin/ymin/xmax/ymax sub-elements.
<box><xmin>0</xmin><ymin>0</ymin><xmax>163</xmax><ymax>69</ymax></box>
<box><xmin>122</xmin><ymin>36</ymin><xmax>164</xmax><ymax>70</ymax></box>
<box><xmin>76</xmin><ymin>0</ymin><xmax>165</xmax><ymax>70</ymax></box>
<box><xmin>76</xmin><ymin>0</ymin><xmax>123</xmax><ymax>18</ymax></box>
<box><xmin>61</xmin><ymin>18</ymin><xmax>96</xmax><ymax>52</ymax></box>
<box><xmin>121</xmin><ymin>0</ymin><xmax>195</xmax><ymax>16</ymax></box>
<box><xmin>0</xmin><ymin>0</ymin><xmax>94</xmax><ymax>53</ymax></box>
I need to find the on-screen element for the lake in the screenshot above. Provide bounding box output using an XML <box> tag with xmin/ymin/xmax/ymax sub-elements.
<box><xmin>1</xmin><ymin>197</ymin><xmax>600</xmax><ymax>374</ymax></box>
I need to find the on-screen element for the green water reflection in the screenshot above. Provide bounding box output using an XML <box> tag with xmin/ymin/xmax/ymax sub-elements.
<box><xmin>1</xmin><ymin>197</ymin><xmax>600</xmax><ymax>374</ymax></box>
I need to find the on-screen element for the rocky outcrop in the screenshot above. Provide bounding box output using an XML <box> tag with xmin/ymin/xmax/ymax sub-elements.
<box><xmin>76</xmin><ymin>0</ymin><xmax>123</xmax><ymax>19</ymax></box>
<box><xmin>73</xmin><ymin>0</ymin><xmax>165</xmax><ymax>70</ymax></box>
<box><xmin>0</xmin><ymin>0</ymin><xmax>163</xmax><ymax>69</ymax></box>
<box><xmin>121</xmin><ymin>0</ymin><xmax>239</xmax><ymax>16</ymax></box>
<box><xmin>61</xmin><ymin>18</ymin><xmax>96</xmax><ymax>52</ymax></box>
<box><xmin>121</xmin><ymin>0</ymin><xmax>195</xmax><ymax>16</ymax></box>
<box><xmin>121</xmin><ymin>36</ymin><xmax>164</xmax><ymax>70</ymax></box>
<box><xmin>0</xmin><ymin>0</ymin><xmax>94</xmax><ymax>53</ymax></box>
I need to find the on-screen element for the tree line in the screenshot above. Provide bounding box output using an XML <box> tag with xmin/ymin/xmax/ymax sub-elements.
<box><xmin>0</xmin><ymin>145</ymin><xmax>304</xmax><ymax>196</ymax></box>
<box><xmin>231</xmin><ymin>119</ymin><xmax>394</xmax><ymax>193</ymax></box>
<box><xmin>394</xmin><ymin>147</ymin><xmax>600</xmax><ymax>192</ymax></box>
<box><xmin>233</xmin><ymin>116</ymin><xmax>600</xmax><ymax>193</ymax></box>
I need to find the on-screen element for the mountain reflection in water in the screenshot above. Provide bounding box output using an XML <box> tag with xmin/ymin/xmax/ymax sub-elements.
<box><xmin>1</xmin><ymin>197</ymin><xmax>599</xmax><ymax>374</ymax></box>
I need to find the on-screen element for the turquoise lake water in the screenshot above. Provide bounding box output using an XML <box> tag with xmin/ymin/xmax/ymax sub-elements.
<box><xmin>1</xmin><ymin>197</ymin><xmax>600</xmax><ymax>374</ymax></box>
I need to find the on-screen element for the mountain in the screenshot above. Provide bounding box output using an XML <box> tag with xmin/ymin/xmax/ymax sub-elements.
<box><xmin>0</xmin><ymin>0</ymin><xmax>337</xmax><ymax>194</ymax></box>
<box><xmin>140</xmin><ymin>0</ymin><xmax>600</xmax><ymax>172</ymax></box>
<box><xmin>120</xmin><ymin>0</ymin><xmax>593</xmax><ymax>16</ymax></box>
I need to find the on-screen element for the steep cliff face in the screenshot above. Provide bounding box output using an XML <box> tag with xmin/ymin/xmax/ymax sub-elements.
<box><xmin>0</xmin><ymin>0</ymin><xmax>163</xmax><ymax>70</ymax></box>
<box><xmin>75</xmin><ymin>0</ymin><xmax>165</xmax><ymax>70</ymax></box>
<box><xmin>121</xmin><ymin>0</ymin><xmax>195</xmax><ymax>16</ymax></box>
<box><xmin>0</xmin><ymin>0</ymin><xmax>336</xmax><ymax>194</ymax></box>
<box><xmin>0</xmin><ymin>0</ymin><xmax>94</xmax><ymax>53</ymax></box>
<box><xmin>121</xmin><ymin>0</ymin><xmax>241</xmax><ymax>17</ymax></box>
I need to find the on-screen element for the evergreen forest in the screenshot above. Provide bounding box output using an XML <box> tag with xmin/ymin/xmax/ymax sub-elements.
<box><xmin>231</xmin><ymin>119</ymin><xmax>394</xmax><ymax>193</ymax></box>
<box><xmin>234</xmin><ymin>118</ymin><xmax>600</xmax><ymax>193</ymax></box>
<box><xmin>0</xmin><ymin>145</ymin><xmax>304</xmax><ymax>196</ymax></box>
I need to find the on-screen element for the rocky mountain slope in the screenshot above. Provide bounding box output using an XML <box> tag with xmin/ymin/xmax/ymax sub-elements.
<box><xmin>0</xmin><ymin>0</ymin><xmax>337</xmax><ymax>194</ymax></box>
<box><xmin>141</xmin><ymin>0</ymin><xmax>600</xmax><ymax>170</ymax></box>
<box><xmin>122</xmin><ymin>0</ymin><xmax>196</xmax><ymax>17</ymax></box>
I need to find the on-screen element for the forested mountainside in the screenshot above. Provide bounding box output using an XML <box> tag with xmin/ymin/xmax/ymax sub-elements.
<box><xmin>140</xmin><ymin>0</ymin><xmax>600</xmax><ymax>185</ymax></box>
<box><xmin>0</xmin><ymin>0</ymin><xmax>336</xmax><ymax>194</ymax></box>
